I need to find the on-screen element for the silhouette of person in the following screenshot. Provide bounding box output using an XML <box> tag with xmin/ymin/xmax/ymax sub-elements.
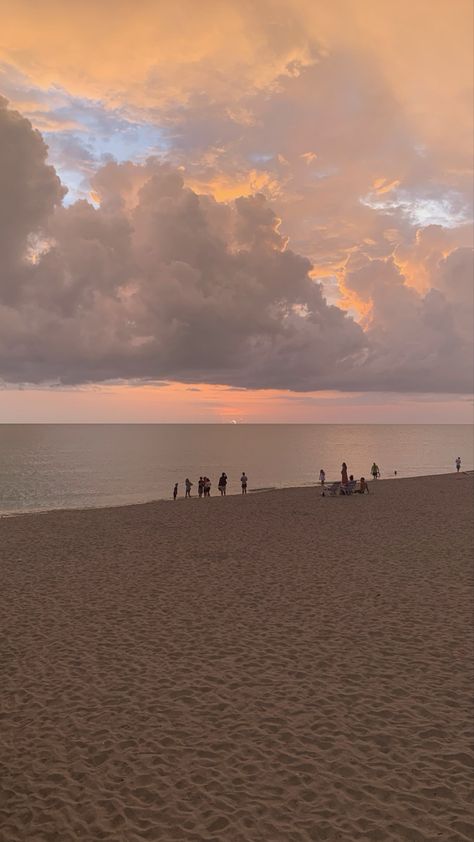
<box><xmin>341</xmin><ymin>462</ymin><xmax>348</xmax><ymax>486</ymax></box>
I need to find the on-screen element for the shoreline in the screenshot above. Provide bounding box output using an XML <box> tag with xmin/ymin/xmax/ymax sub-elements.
<box><xmin>1</xmin><ymin>469</ymin><xmax>471</xmax><ymax>520</ymax></box>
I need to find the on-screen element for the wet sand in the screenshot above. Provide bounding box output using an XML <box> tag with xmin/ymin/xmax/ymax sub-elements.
<box><xmin>1</xmin><ymin>473</ymin><xmax>473</xmax><ymax>841</ymax></box>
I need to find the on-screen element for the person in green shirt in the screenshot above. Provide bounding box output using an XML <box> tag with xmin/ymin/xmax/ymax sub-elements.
<box><xmin>371</xmin><ymin>462</ymin><xmax>380</xmax><ymax>480</ymax></box>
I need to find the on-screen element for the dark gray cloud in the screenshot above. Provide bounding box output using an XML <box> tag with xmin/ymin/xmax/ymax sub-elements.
<box><xmin>0</xmin><ymin>99</ymin><xmax>472</xmax><ymax>393</ymax></box>
<box><xmin>0</xmin><ymin>97</ymin><xmax>65</xmax><ymax>269</ymax></box>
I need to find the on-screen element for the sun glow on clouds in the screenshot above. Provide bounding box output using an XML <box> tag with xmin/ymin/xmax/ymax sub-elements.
<box><xmin>2</xmin><ymin>382</ymin><xmax>472</xmax><ymax>424</ymax></box>
<box><xmin>186</xmin><ymin>169</ymin><xmax>281</xmax><ymax>202</ymax></box>
<box><xmin>0</xmin><ymin>0</ymin><xmax>473</xmax><ymax>420</ymax></box>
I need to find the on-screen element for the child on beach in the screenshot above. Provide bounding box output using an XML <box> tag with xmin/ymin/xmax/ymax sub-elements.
<box><xmin>357</xmin><ymin>477</ymin><xmax>369</xmax><ymax>494</ymax></box>
<box><xmin>198</xmin><ymin>477</ymin><xmax>204</xmax><ymax>497</ymax></box>
<box><xmin>218</xmin><ymin>473</ymin><xmax>227</xmax><ymax>496</ymax></box>
<box><xmin>173</xmin><ymin>483</ymin><xmax>178</xmax><ymax>500</ymax></box>
<box><xmin>185</xmin><ymin>478</ymin><xmax>193</xmax><ymax>498</ymax></box>
<box><xmin>319</xmin><ymin>468</ymin><xmax>326</xmax><ymax>486</ymax></box>
<box><xmin>240</xmin><ymin>472</ymin><xmax>248</xmax><ymax>494</ymax></box>
<box><xmin>204</xmin><ymin>477</ymin><xmax>211</xmax><ymax>497</ymax></box>
<box><xmin>456</xmin><ymin>456</ymin><xmax>461</xmax><ymax>472</ymax></box>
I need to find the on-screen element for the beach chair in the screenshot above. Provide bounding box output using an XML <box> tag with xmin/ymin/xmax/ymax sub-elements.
<box><xmin>340</xmin><ymin>480</ymin><xmax>356</xmax><ymax>495</ymax></box>
<box><xmin>322</xmin><ymin>481</ymin><xmax>340</xmax><ymax>496</ymax></box>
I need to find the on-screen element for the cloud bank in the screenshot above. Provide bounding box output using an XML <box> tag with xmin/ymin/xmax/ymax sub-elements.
<box><xmin>0</xmin><ymin>98</ymin><xmax>472</xmax><ymax>392</ymax></box>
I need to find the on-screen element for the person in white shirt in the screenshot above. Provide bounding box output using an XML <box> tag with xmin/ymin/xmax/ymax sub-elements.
<box><xmin>240</xmin><ymin>472</ymin><xmax>248</xmax><ymax>494</ymax></box>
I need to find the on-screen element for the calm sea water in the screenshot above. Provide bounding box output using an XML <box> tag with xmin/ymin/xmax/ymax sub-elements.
<box><xmin>0</xmin><ymin>424</ymin><xmax>472</xmax><ymax>515</ymax></box>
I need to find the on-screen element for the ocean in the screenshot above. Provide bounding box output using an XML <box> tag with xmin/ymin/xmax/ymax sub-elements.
<box><xmin>0</xmin><ymin>424</ymin><xmax>472</xmax><ymax>515</ymax></box>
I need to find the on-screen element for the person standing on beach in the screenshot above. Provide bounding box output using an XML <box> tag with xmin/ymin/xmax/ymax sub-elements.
<box><xmin>198</xmin><ymin>477</ymin><xmax>204</xmax><ymax>497</ymax></box>
<box><xmin>204</xmin><ymin>477</ymin><xmax>211</xmax><ymax>497</ymax></box>
<box><xmin>218</xmin><ymin>472</ymin><xmax>227</xmax><ymax>496</ymax></box>
<box><xmin>319</xmin><ymin>468</ymin><xmax>326</xmax><ymax>487</ymax></box>
<box><xmin>173</xmin><ymin>482</ymin><xmax>178</xmax><ymax>500</ymax></box>
<box><xmin>455</xmin><ymin>456</ymin><xmax>461</xmax><ymax>473</ymax></box>
<box><xmin>371</xmin><ymin>462</ymin><xmax>379</xmax><ymax>480</ymax></box>
<box><xmin>341</xmin><ymin>462</ymin><xmax>348</xmax><ymax>486</ymax></box>
<box><xmin>240</xmin><ymin>472</ymin><xmax>248</xmax><ymax>494</ymax></box>
<box><xmin>185</xmin><ymin>478</ymin><xmax>193</xmax><ymax>498</ymax></box>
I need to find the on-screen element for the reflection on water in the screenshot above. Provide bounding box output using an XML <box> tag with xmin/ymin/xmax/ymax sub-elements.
<box><xmin>1</xmin><ymin>424</ymin><xmax>472</xmax><ymax>514</ymax></box>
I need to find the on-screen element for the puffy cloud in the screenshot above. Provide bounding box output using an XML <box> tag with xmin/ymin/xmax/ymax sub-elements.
<box><xmin>0</xmin><ymin>97</ymin><xmax>64</xmax><ymax>272</ymax></box>
<box><xmin>0</xmin><ymin>99</ymin><xmax>472</xmax><ymax>393</ymax></box>
<box><xmin>0</xmin><ymin>101</ymin><xmax>366</xmax><ymax>386</ymax></box>
<box><xmin>161</xmin><ymin>35</ymin><xmax>471</xmax><ymax>310</ymax></box>
<box><xmin>0</xmin><ymin>0</ymin><xmax>318</xmax><ymax>115</ymax></box>
<box><xmin>1</xmin><ymin>2</ymin><xmax>471</xmax><ymax>129</ymax></box>
<box><xmin>341</xmin><ymin>248</ymin><xmax>474</xmax><ymax>392</ymax></box>
<box><xmin>1</xmin><ymin>2</ymin><xmax>471</xmax><ymax>180</ymax></box>
<box><xmin>1</xmin><ymin>3</ymin><xmax>471</xmax><ymax>300</ymax></box>
<box><xmin>1</xmin><ymin>1</ymin><xmax>471</xmax><ymax>220</ymax></box>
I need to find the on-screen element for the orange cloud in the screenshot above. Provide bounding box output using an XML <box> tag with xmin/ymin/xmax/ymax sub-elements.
<box><xmin>337</xmin><ymin>287</ymin><xmax>373</xmax><ymax>326</ymax></box>
<box><xmin>372</xmin><ymin>177</ymin><xmax>400</xmax><ymax>195</ymax></box>
<box><xmin>23</xmin><ymin>114</ymin><xmax>83</xmax><ymax>132</ymax></box>
<box><xmin>0</xmin><ymin>1</ymin><xmax>470</xmax><ymax>155</ymax></box>
<box><xmin>61</xmin><ymin>380</ymin><xmax>365</xmax><ymax>423</ymax></box>
<box><xmin>1</xmin><ymin>5</ymin><xmax>472</xmax><ymax>400</ymax></box>
<box><xmin>0</xmin><ymin>0</ymin><xmax>315</xmax><ymax>107</ymax></box>
<box><xmin>301</xmin><ymin>151</ymin><xmax>318</xmax><ymax>165</ymax></box>
<box><xmin>187</xmin><ymin>169</ymin><xmax>281</xmax><ymax>202</ymax></box>
<box><xmin>4</xmin><ymin>380</ymin><xmax>472</xmax><ymax>423</ymax></box>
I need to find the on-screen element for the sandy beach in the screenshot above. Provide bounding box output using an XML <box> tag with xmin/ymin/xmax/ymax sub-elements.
<box><xmin>1</xmin><ymin>472</ymin><xmax>473</xmax><ymax>842</ymax></box>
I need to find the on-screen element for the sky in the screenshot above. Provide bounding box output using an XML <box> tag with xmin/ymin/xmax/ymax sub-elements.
<box><xmin>0</xmin><ymin>0</ymin><xmax>473</xmax><ymax>422</ymax></box>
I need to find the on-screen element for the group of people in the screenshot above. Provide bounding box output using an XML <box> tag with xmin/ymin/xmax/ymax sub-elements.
<box><xmin>174</xmin><ymin>472</ymin><xmax>248</xmax><ymax>499</ymax></box>
<box><xmin>318</xmin><ymin>463</ymin><xmax>378</xmax><ymax>484</ymax></box>
<box><xmin>173</xmin><ymin>456</ymin><xmax>464</xmax><ymax>501</ymax></box>
<box><xmin>319</xmin><ymin>456</ymin><xmax>463</xmax><ymax>496</ymax></box>
<box><xmin>319</xmin><ymin>463</ymin><xmax>372</xmax><ymax>496</ymax></box>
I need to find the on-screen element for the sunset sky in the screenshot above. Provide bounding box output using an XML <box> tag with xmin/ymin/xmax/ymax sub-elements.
<box><xmin>0</xmin><ymin>0</ymin><xmax>472</xmax><ymax>422</ymax></box>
